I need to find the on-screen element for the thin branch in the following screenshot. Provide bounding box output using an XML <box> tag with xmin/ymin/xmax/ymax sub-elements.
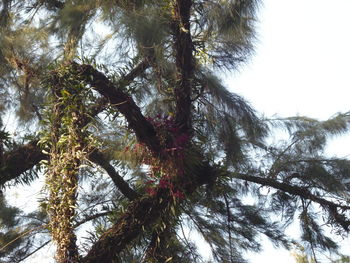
<box><xmin>223</xmin><ymin>193</ymin><xmax>234</xmax><ymax>262</ymax></box>
<box><xmin>0</xmin><ymin>225</ymin><xmax>46</xmax><ymax>252</ymax></box>
<box><xmin>184</xmin><ymin>210</ymin><xmax>216</xmax><ymax>254</ymax></box>
<box><xmin>74</xmin><ymin>211</ymin><xmax>112</xmax><ymax>228</ymax></box>
<box><xmin>232</xmin><ymin>173</ymin><xmax>350</xmax><ymax>230</ymax></box>
<box><xmin>268</xmin><ymin>139</ymin><xmax>299</xmax><ymax>177</ymax></box>
<box><xmin>14</xmin><ymin>240</ymin><xmax>51</xmax><ymax>263</ymax></box>
<box><xmin>301</xmin><ymin>200</ymin><xmax>319</xmax><ymax>263</ymax></box>
<box><xmin>233</xmin><ymin>173</ymin><xmax>350</xmax><ymax>209</ymax></box>
<box><xmin>88</xmin><ymin>149</ymin><xmax>140</xmax><ymax>201</ymax></box>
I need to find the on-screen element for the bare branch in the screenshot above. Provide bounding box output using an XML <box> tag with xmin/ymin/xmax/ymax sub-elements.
<box><xmin>74</xmin><ymin>212</ymin><xmax>112</xmax><ymax>229</ymax></box>
<box><xmin>72</xmin><ymin>61</ymin><xmax>162</xmax><ymax>155</ymax></box>
<box><xmin>0</xmin><ymin>140</ymin><xmax>46</xmax><ymax>186</ymax></box>
<box><xmin>172</xmin><ymin>0</ymin><xmax>195</xmax><ymax>135</ymax></box>
<box><xmin>88</xmin><ymin>149</ymin><xmax>140</xmax><ymax>201</ymax></box>
<box><xmin>232</xmin><ymin>173</ymin><xmax>350</xmax><ymax>230</ymax></box>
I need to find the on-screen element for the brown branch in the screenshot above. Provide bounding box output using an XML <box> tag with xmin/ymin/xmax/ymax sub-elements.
<box><xmin>74</xmin><ymin>211</ymin><xmax>112</xmax><ymax>229</ymax></box>
<box><xmin>232</xmin><ymin>173</ymin><xmax>350</xmax><ymax>230</ymax></box>
<box><xmin>82</xmin><ymin>191</ymin><xmax>171</xmax><ymax>263</ymax></box>
<box><xmin>88</xmin><ymin>149</ymin><xmax>140</xmax><ymax>201</ymax></box>
<box><xmin>15</xmin><ymin>240</ymin><xmax>51</xmax><ymax>263</ymax></box>
<box><xmin>82</xmin><ymin>157</ymin><xmax>214</xmax><ymax>263</ymax></box>
<box><xmin>117</xmin><ymin>59</ymin><xmax>150</xmax><ymax>87</ymax></box>
<box><xmin>71</xmin><ymin>61</ymin><xmax>162</xmax><ymax>155</ymax></box>
<box><xmin>172</xmin><ymin>0</ymin><xmax>195</xmax><ymax>135</ymax></box>
<box><xmin>0</xmin><ymin>140</ymin><xmax>46</xmax><ymax>186</ymax></box>
<box><xmin>0</xmin><ymin>60</ymin><xmax>150</xmax><ymax>186</ymax></box>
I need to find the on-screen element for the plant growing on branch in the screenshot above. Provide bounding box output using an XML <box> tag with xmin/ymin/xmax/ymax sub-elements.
<box><xmin>0</xmin><ymin>0</ymin><xmax>349</xmax><ymax>262</ymax></box>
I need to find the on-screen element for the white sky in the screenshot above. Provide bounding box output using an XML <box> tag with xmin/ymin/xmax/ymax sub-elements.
<box><xmin>227</xmin><ymin>0</ymin><xmax>350</xmax><ymax>119</ymax></box>
<box><xmin>224</xmin><ymin>0</ymin><xmax>350</xmax><ymax>262</ymax></box>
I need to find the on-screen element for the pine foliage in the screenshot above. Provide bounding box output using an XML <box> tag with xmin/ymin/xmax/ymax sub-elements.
<box><xmin>0</xmin><ymin>1</ymin><xmax>349</xmax><ymax>262</ymax></box>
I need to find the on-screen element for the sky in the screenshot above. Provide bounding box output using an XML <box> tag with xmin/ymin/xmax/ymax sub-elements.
<box><xmin>225</xmin><ymin>0</ymin><xmax>350</xmax><ymax>261</ymax></box>
<box><xmin>227</xmin><ymin>0</ymin><xmax>350</xmax><ymax>120</ymax></box>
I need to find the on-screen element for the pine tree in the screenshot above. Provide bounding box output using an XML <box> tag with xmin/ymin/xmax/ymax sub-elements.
<box><xmin>0</xmin><ymin>1</ymin><xmax>349</xmax><ymax>262</ymax></box>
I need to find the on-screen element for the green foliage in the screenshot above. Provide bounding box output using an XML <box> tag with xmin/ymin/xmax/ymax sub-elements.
<box><xmin>0</xmin><ymin>1</ymin><xmax>349</xmax><ymax>262</ymax></box>
<box><xmin>192</xmin><ymin>0</ymin><xmax>259</xmax><ymax>69</ymax></box>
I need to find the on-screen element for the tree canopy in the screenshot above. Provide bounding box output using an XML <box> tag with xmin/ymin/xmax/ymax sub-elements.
<box><xmin>0</xmin><ymin>1</ymin><xmax>349</xmax><ymax>262</ymax></box>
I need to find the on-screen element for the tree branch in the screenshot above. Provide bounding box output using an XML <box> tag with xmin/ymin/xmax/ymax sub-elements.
<box><xmin>71</xmin><ymin>61</ymin><xmax>162</xmax><ymax>155</ymax></box>
<box><xmin>82</xmin><ymin>191</ymin><xmax>171</xmax><ymax>263</ymax></box>
<box><xmin>82</xmin><ymin>158</ymin><xmax>214</xmax><ymax>263</ymax></box>
<box><xmin>14</xmin><ymin>240</ymin><xmax>51</xmax><ymax>263</ymax></box>
<box><xmin>232</xmin><ymin>173</ymin><xmax>350</xmax><ymax>230</ymax></box>
<box><xmin>172</xmin><ymin>0</ymin><xmax>195</xmax><ymax>135</ymax></box>
<box><xmin>116</xmin><ymin>59</ymin><xmax>150</xmax><ymax>87</ymax></box>
<box><xmin>0</xmin><ymin>60</ymin><xmax>151</xmax><ymax>186</ymax></box>
<box><xmin>0</xmin><ymin>140</ymin><xmax>46</xmax><ymax>186</ymax></box>
<box><xmin>74</xmin><ymin>211</ymin><xmax>112</xmax><ymax>229</ymax></box>
<box><xmin>88</xmin><ymin>149</ymin><xmax>140</xmax><ymax>201</ymax></box>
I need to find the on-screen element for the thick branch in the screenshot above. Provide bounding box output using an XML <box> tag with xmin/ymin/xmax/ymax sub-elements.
<box><xmin>82</xmin><ymin>191</ymin><xmax>171</xmax><ymax>263</ymax></box>
<box><xmin>72</xmin><ymin>62</ymin><xmax>162</xmax><ymax>155</ymax></box>
<box><xmin>0</xmin><ymin>61</ymin><xmax>150</xmax><ymax>185</ymax></box>
<box><xmin>82</xmin><ymin>158</ymin><xmax>214</xmax><ymax>263</ymax></box>
<box><xmin>172</xmin><ymin>0</ymin><xmax>195</xmax><ymax>135</ymax></box>
<box><xmin>143</xmin><ymin>222</ymin><xmax>174</xmax><ymax>262</ymax></box>
<box><xmin>88</xmin><ymin>149</ymin><xmax>140</xmax><ymax>201</ymax></box>
<box><xmin>0</xmin><ymin>140</ymin><xmax>46</xmax><ymax>186</ymax></box>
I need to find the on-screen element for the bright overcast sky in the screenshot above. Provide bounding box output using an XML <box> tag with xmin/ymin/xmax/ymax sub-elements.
<box><xmin>227</xmin><ymin>0</ymin><xmax>350</xmax><ymax>119</ymax></box>
<box><xmin>225</xmin><ymin>0</ymin><xmax>350</xmax><ymax>261</ymax></box>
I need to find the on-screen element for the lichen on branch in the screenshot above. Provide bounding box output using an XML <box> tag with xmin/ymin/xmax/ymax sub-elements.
<box><xmin>40</xmin><ymin>63</ymin><xmax>95</xmax><ymax>263</ymax></box>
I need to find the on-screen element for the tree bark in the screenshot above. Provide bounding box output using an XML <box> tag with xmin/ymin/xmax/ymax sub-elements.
<box><xmin>0</xmin><ymin>140</ymin><xmax>46</xmax><ymax>186</ymax></box>
<box><xmin>82</xmin><ymin>191</ymin><xmax>172</xmax><ymax>263</ymax></box>
<box><xmin>172</xmin><ymin>0</ymin><xmax>195</xmax><ymax>135</ymax></box>
<box><xmin>72</xmin><ymin>62</ymin><xmax>162</xmax><ymax>155</ymax></box>
<box><xmin>88</xmin><ymin>149</ymin><xmax>140</xmax><ymax>201</ymax></box>
<box><xmin>0</xmin><ymin>59</ymin><xmax>150</xmax><ymax>187</ymax></box>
